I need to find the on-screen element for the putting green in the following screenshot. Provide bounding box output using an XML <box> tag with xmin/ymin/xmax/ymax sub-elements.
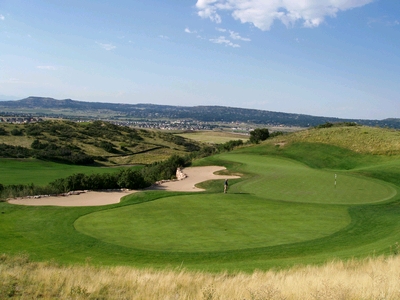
<box><xmin>220</xmin><ymin>154</ymin><xmax>397</xmax><ymax>204</ymax></box>
<box><xmin>75</xmin><ymin>195</ymin><xmax>350</xmax><ymax>252</ymax></box>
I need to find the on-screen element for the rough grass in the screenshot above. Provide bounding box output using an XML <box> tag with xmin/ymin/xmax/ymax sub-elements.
<box><xmin>3</xmin><ymin>253</ymin><xmax>400</xmax><ymax>299</ymax></box>
<box><xmin>271</xmin><ymin>125</ymin><xmax>400</xmax><ymax>155</ymax></box>
<box><xmin>177</xmin><ymin>130</ymin><xmax>249</xmax><ymax>144</ymax></box>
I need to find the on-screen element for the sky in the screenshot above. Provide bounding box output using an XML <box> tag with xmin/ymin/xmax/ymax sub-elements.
<box><xmin>0</xmin><ymin>0</ymin><xmax>399</xmax><ymax>119</ymax></box>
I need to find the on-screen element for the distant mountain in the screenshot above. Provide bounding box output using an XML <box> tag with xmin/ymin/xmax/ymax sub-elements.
<box><xmin>0</xmin><ymin>96</ymin><xmax>399</xmax><ymax>128</ymax></box>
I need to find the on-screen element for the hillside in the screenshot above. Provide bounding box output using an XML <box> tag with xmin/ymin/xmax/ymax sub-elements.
<box><xmin>269</xmin><ymin>125</ymin><xmax>400</xmax><ymax>156</ymax></box>
<box><xmin>1</xmin><ymin>96</ymin><xmax>399</xmax><ymax>128</ymax></box>
<box><xmin>0</xmin><ymin>120</ymin><xmax>204</xmax><ymax>165</ymax></box>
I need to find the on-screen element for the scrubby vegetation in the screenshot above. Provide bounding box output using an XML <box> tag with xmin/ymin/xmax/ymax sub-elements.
<box><xmin>0</xmin><ymin>120</ymin><xmax>205</xmax><ymax>165</ymax></box>
<box><xmin>0</xmin><ymin>154</ymin><xmax>191</xmax><ymax>199</ymax></box>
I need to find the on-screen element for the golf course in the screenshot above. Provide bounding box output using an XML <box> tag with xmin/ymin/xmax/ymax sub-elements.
<box><xmin>1</xmin><ymin>126</ymin><xmax>400</xmax><ymax>274</ymax></box>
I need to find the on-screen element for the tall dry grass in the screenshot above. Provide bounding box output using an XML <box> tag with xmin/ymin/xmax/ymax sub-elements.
<box><xmin>273</xmin><ymin>126</ymin><xmax>400</xmax><ymax>155</ymax></box>
<box><xmin>2</xmin><ymin>254</ymin><xmax>400</xmax><ymax>299</ymax></box>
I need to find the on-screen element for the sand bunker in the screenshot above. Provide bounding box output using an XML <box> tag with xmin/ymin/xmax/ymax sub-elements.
<box><xmin>8</xmin><ymin>190</ymin><xmax>136</xmax><ymax>207</ymax></box>
<box><xmin>8</xmin><ymin>166</ymin><xmax>240</xmax><ymax>207</ymax></box>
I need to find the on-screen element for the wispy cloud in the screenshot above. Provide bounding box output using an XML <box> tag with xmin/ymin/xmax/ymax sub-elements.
<box><xmin>209</xmin><ymin>36</ymin><xmax>240</xmax><ymax>48</ymax></box>
<box><xmin>159</xmin><ymin>35</ymin><xmax>169</xmax><ymax>39</ymax></box>
<box><xmin>37</xmin><ymin>65</ymin><xmax>58</xmax><ymax>70</ymax></box>
<box><xmin>185</xmin><ymin>27</ymin><xmax>197</xmax><ymax>34</ymax></box>
<box><xmin>196</xmin><ymin>0</ymin><xmax>373</xmax><ymax>30</ymax></box>
<box><xmin>96</xmin><ymin>42</ymin><xmax>116</xmax><ymax>51</ymax></box>
<box><xmin>368</xmin><ymin>17</ymin><xmax>400</xmax><ymax>27</ymax></box>
<box><xmin>229</xmin><ymin>30</ymin><xmax>250</xmax><ymax>41</ymax></box>
<box><xmin>0</xmin><ymin>14</ymin><xmax>4</xmax><ymax>21</ymax></box>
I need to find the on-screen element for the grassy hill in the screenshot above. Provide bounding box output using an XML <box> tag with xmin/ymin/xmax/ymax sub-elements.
<box><xmin>0</xmin><ymin>120</ymin><xmax>204</xmax><ymax>165</ymax></box>
<box><xmin>1</xmin><ymin>124</ymin><xmax>400</xmax><ymax>298</ymax></box>
<box><xmin>270</xmin><ymin>125</ymin><xmax>400</xmax><ymax>155</ymax></box>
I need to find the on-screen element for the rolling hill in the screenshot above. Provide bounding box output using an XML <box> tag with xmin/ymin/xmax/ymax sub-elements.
<box><xmin>1</xmin><ymin>96</ymin><xmax>399</xmax><ymax>128</ymax></box>
<box><xmin>0</xmin><ymin>119</ymin><xmax>204</xmax><ymax>165</ymax></box>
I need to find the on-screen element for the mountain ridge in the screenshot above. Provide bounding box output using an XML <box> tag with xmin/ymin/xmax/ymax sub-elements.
<box><xmin>1</xmin><ymin>96</ymin><xmax>399</xmax><ymax>128</ymax></box>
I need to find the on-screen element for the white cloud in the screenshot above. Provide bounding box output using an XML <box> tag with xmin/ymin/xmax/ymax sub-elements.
<box><xmin>209</xmin><ymin>36</ymin><xmax>240</xmax><ymax>47</ymax></box>
<box><xmin>96</xmin><ymin>42</ymin><xmax>116</xmax><ymax>51</ymax></box>
<box><xmin>196</xmin><ymin>0</ymin><xmax>222</xmax><ymax>23</ymax></box>
<box><xmin>196</xmin><ymin>0</ymin><xmax>373</xmax><ymax>30</ymax></box>
<box><xmin>0</xmin><ymin>14</ymin><xmax>5</xmax><ymax>21</ymax></box>
<box><xmin>37</xmin><ymin>65</ymin><xmax>57</xmax><ymax>70</ymax></box>
<box><xmin>185</xmin><ymin>27</ymin><xmax>197</xmax><ymax>34</ymax></box>
<box><xmin>216</xmin><ymin>27</ymin><xmax>227</xmax><ymax>32</ymax></box>
<box><xmin>229</xmin><ymin>30</ymin><xmax>250</xmax><ymax>41</ymax></box>
<box><xmin>159</xmin><ymin>35</ymin><xmax>169</xmax><ymax>39</ymax></box>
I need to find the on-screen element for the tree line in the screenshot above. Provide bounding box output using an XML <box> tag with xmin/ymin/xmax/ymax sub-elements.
<box><xmin>0</xmin><ymin>127</ymin><xmax>276</xmax><ymax>200</ymax></box>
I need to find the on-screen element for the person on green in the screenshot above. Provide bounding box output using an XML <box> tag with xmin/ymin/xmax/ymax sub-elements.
<box><xmin>224</xmin><ymin>179</ymin><xmax>228</xmax><ymax>193</ymax></box>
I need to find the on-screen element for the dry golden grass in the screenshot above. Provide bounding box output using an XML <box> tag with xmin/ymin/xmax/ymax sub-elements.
<box><xmin>177</xmin><ymin>131</ymin><xmax>249</xmax><ymax>144</ymax></box>
<box><xmin>272</xmin><ymin>126</ymin><xmax>400</xmax><ymax>155</ymax></box>
<box><xmin>3</xmin><ymin>254</ymin><xmax>400</xmax><ymax>299</ymax></box>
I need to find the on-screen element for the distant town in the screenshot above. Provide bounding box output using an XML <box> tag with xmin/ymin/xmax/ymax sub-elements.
<box><xmin>0</xmin><ymin>112</ymin><xmax>258</xmax><ymax>133</ymax></box>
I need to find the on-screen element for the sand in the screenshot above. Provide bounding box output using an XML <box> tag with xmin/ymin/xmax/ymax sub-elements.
<box><xmin>8</xmin><ymin>166</ymin><xmax>240</xmax><ymax>207</ymax></box>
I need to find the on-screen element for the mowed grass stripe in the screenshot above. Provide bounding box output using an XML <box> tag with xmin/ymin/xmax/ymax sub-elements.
<box><xmin>75</xmin><ymin>195</ymin><xmax>350</xmax><ymax>251</ymax></box>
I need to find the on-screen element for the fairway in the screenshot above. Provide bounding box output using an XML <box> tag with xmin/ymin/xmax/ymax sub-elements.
<box><xmin>1</xmin><ymin>142</ymin><xmax>400</xmax><ymax>271</ymax></box>
<box><xmin>75</xmin><ymin>154</ymin><xmax>396</xmax><ymax>253</ymax></box>
<box><xmin>0</xmin><ymin>158</ymin><xmax>133</xmax><ymax>185</ymax></box>
<box><xmin>75</xmin><ymin>195</ymin><xmax>350</xmax><ymax>251</ymax></box>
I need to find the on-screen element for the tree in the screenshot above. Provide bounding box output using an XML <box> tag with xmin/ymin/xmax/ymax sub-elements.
<box><xmin>249</xmin><ymin>128</ymin><xmax>270</xmax><ymax>144</ymax></box>
<box><xmin>0</xmin><ymin>127</ymin><xmax>8</xmax><ymax>135</ymax></box>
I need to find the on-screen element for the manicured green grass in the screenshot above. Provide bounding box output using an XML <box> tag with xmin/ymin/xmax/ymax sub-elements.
<box><xmin>215</xmin><ymin>154</ymin><xmax>396</xmax><ymax>205</ymax></box>
<box><xmin>1</xmin><ymin>138</ymin><xmax>400</xmax><ymax>272</ymax></box>
<box><xmin>75</xmin><ymin>195</ymin><xmax>350</xmax><ymax>252</ymax></box>
<box><xmin>0</xmin><ymin>158</ymin><xmax>134</xmax><ymax>185</ymax></box>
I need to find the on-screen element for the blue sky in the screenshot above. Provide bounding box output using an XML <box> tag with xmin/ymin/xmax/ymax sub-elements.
<box><xmin>0</xmin><ymin>0</ymin><xmax>399</xmax><ymax>119</ymax></box>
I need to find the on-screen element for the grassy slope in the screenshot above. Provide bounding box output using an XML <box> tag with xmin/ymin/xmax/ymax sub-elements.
<box><xmin>0</xmin><ymin>158</ymin><xmax>136</xmax><ymax>185</ymax></box>
<box><xmin>1</xmin><ymin>125</ymin><xmax>400</xmax><ymax>272</ymax></box>
<box><xmin>271</xmin><ymin>125</ymin><xmax>400</xmax><ymax>156</ymax></box>
<box><xmin>0</xmin><ymin>120</ymin><xmax>200</xmax><ymax>165</ymax></box>
<box><xmin>176</xmin><ymin>131</ymin><xmax>249</xmax><ymax>144</ymax></box>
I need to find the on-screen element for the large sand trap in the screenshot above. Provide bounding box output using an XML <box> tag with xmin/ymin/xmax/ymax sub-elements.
<box><xmin>8</xmin><ymin>166</ymin><xmax>240</xmax><ymax>207</ymax></box>
<box><xmin>148</xmin><ymin>166</ymin><xmax>240</xmax><ymax>192</ymax></box>
<box><xmin>8</xmin><ymin>190</ymin><xmax>136</xmax><ymax>207</ymax></box>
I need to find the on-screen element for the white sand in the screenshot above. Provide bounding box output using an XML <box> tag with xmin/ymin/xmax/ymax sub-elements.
<box><xmin>8</xmin><ymin>166</ymin><xmax>240</xmax><ymax>207</ymax></box>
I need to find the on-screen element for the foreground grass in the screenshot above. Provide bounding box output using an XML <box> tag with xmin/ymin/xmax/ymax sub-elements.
<box><xmin>3</xmin><ymin>253</ymin><xmax>400</xmax><ymax>299</ymax></box>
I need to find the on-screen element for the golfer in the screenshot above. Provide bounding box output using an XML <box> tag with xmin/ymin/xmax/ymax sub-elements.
<box><xmin>224</xmin><ymin>179</ymin><xmax>228</xmax><ymax>193</ymax></box>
